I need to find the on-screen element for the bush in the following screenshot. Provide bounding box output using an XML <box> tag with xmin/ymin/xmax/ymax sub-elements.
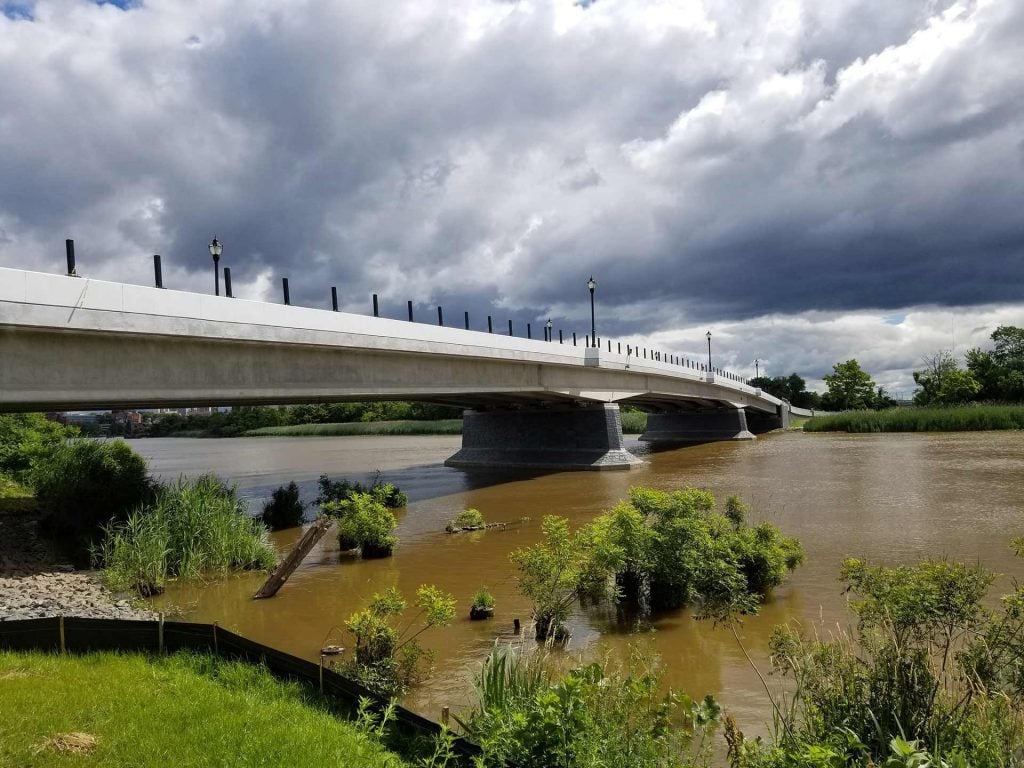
<box><xmin>324</xmin><ymin>492</ymin><xmax>398</xmax><ymax>558</ymax></box>
<box><xmin>804</xmin><ymin>404</ymin><xmax>1024</xmax><ymax>433</ymax></box>
<box><xmin>459</xmin><ymin>644</ymin><xmax>721</xmax><ymax>768</ymax></box>
<box><xmin>446</xmin><ymin>508</ymin><xmax>485</xmax><ymax>532</ymax></box>
<box><xmin>315</xmin><ymin>474</ymin><xmax>407</xmax><ymax>509</ymax></box>
<box><xmin>472</xmin><ymin>586</ymin><xmax>495</xmax><ymax>610</ymax></box>
<box><xmin>343</xmin><ymin>585</ymin><xmax>456</xmax><ymax>696</ymax></box>
<box><xmin>261</xmin><ymin>481</ymin><xmax>306</xmax><ymax>530</ymax></box>
<box><xmin>29</xmin><ymin>439</ymin><xmax>155</xmax><ymax>559</ymax></box>
<box><xmin>97</xmin><ymin>475</ymin><xmax>277</xmax><ymax>596</ymax></box>
<box><xmin>0</xmin><ymin>413</ymin><xmax>78</xmax><ymax>480</ymax></box>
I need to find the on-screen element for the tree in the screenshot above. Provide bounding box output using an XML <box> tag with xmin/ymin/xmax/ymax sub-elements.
<box><xmin>967</xmin><ymin>325</ymin><xmax>1024</xmax><ymax>402</ymax></box>
<box><xmin>821</xmin><ymin>360</ymin><xmax>877</xmax><ymax>411</ymax></box>
<box><xmin>913</xmin><ymin>351</ymin><xmax>981</xmax><ymax>405</ymax></box>
<box><xmin>749</xmin><ymin>373</ymin><xmax>821</xmax><ymax>408</ymax></box>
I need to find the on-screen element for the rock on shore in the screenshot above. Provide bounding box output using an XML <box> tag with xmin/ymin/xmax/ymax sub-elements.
<box><xmin>0</xmin><ymin>507</ymin><xmax>156</xmax><ymax>622</ymax></box>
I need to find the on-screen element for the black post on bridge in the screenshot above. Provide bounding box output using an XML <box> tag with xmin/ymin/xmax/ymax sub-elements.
<box><xmin>508</xmin><ymin>320</ymin><xmax>513</xmax><ymax>336</ymax></box>
<box><xmin>224</xmin><ymin>267</ymin><xmax>233</xmax><ymax>297</ymax></box>
<box><xmin>559</xmin><ymin>330</ymin><xmax>563</xmax><ymax>344</ymax></box>
<box><xmin>372</xmin><ymin>294</ymin><xmax>379</xmax><ymax>317</ymax></box>
<box><xmin>464</xmin><ymin>311</ymin><xmax>469</xmax><ymax>330</ymax></box>
<box><xmin>153</xmin><ymin>254</ymin><xmax>163</xmax><ymax>288</ymax></box>
<box><xmin>527</xmin><ymin>323</ymin><xmax>531</xmax><ymax>339</ymax></box>
<box><xmin>65</xmin><ymin>239</ymin><xmax>76</xmax><ymax>276</ymax></box>
<box><xmin>438</xmin><ymin>306</ymin><xmax>444</xmax><ymax>326</ymax></box>
<box><xmin>407</xmin><ymin>301</ymin><xmax>414</xmax><ymax>322</ymax></box>
<box><xmin>331</xmin><ymin>286</ymin><xmax>338</xmax><ymax>311</ymax></box>
<box><xmin>282</xmin><ymin>278</ymin><xmax>290</xmax><ymax>305</ymax></box>
<box><xmin>487</xmin><ymin>315</ymin><xmax>493</xmax><ymax>333</ymax></box>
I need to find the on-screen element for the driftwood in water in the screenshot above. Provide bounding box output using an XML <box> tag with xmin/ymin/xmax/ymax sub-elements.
<box><xmin>254</xmin><ymin>516</ymin><xmax>334</xmax><ymax>599</ymax></box>
<box><xmin>445</xmin><ymin>522</ymin><xmax>510</xmax><ymax>534</ymax></box>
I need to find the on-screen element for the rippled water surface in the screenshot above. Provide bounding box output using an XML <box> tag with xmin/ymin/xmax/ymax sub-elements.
<box><xmin>129</xmin><ymin>431</ymin><xmax>1024</xmax><ymax>730</ymax></box>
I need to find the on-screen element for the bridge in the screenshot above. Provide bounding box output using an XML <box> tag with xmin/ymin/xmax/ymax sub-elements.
<box><xmin>0</xmin><ymin>266</ymin><xmax>807</xmax><ymax>470</ymax></box>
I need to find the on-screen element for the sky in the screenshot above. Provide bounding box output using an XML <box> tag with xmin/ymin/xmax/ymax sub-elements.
<box><xmin>1</xmin><ymin>0</ymin><xmax>1022</xmax><ymax>395</ymax></box>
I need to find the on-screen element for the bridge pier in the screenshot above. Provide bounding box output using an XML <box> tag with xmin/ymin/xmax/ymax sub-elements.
<box><xmin>639</xmin><ymin>406</ymin><xmax>756</xmax><ymax>444</ymax></box>
<box><xmin>445</xmin><ymin>403</ymin><xmax>642</xmax><ymax>471</ymax></box>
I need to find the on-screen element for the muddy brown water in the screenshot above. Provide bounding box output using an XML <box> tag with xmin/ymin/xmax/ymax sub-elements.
<box><xmin>130</xmin><ymin>431</ymin><xmax>1024</xmax><ymax>732</ymax></box>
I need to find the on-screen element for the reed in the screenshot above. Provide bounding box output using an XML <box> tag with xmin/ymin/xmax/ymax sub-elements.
<box><xmin>98</xmin><ymin>475</ymin><xmax>277</xmax><ymax>596</ymax></box>
<box><xmin>244</xmin><ymin>419</ymin><xmax>463</xmax><ymax>437</ymax></box>
<box><xmin>804</xmin><ymin>404</ymin><xmax>1024</xmax><ymax>433</ymax></box>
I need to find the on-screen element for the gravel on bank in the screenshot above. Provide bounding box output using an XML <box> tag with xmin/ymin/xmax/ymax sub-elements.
<box><xmin>0</xmin><ymin>505</ymin><xmax>155</xmax><ymax>622</ymax></box>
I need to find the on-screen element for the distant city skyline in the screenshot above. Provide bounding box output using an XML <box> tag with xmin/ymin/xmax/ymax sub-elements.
<box><xmin>1</xmin><ymin>0</ymin><xmax>1021</xmax><ymax>393</ymax></box>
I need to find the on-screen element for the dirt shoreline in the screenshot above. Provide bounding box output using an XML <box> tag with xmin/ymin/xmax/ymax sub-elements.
<box><xmin>0</xmin><ymin>507</ymin><xmax>155</xmax><ymax>622</ymax></box>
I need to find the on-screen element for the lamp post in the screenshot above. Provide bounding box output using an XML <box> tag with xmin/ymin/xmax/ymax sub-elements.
<box><xmin>706</xmin><ymin>330</ymin><xmax>712</xmax><ymax>372</ymax></box>
<box><xmin>587</xmin><ymin>276</ymin><xmax>597</xmax><ymax>347</ymax></box>
<box><xmin>754</xmin><ymin>358</ymin><xmax>761</xmax><ymax>379</ymax></box>
<box><xmin>209</xmin><ymin>237</ymin><xmax>223</xmax><ymax>296</ymax></box>
<box><xmin>545</xmin><ymin>318</ymin><xmax>553</xmax><ymax>342</ymax></box>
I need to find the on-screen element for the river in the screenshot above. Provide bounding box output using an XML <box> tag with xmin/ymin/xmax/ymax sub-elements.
<box><xmin>129</xmin><ymin>430</ymin><xmax>1024</xmax><ymax>732</ymax></box>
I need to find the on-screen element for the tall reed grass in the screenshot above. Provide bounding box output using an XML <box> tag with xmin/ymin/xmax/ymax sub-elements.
<box><xmin>244</xmin><ymin>419</ymin><xmax>463</xmax><ymax>437</ymax></box>
<box><xmin>97</xmin><ymin>475</ymin><xmax>277</xmax><ymax>596</ymax></box>
<box><xmin>619</xmin><ymin>410</ymin><xmax>649</xmax><ymax>434</ymax></box>
<box><xmin>804</xmin><ymin>404</ymin><xmax>1024</xmax><ymax>433</ymax></box>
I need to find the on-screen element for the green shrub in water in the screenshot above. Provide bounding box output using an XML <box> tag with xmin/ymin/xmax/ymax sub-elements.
<box><xmin>323</xmin><ymin>492</ymin><xmax>398</xmax><ymax>557</ymax></box>
<box><xmin>261</xmin><ymin>481</ymin><xmax>306</xmax><ymax>530</ymax></box>
<box><xmin>315</xmin><ymin>473</ymin><xmax>407</xmax><ymax>509</ymax></box>
<box><xmin>446</xmin><ymin>507</ymin><xmax>485</xmax><ymax>531</ymax></box>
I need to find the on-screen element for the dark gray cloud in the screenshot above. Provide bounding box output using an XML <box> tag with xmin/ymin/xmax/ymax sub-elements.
<box><xmin>1</xmin><ymin>0</ymin><xmax>1022</xmax><ymax>391</ymax></box>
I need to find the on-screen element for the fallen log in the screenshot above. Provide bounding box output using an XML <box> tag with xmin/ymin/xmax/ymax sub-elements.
<box><xmin>254</xmin><ymin>516</ymin><xmax>334</xmax><ymax>599</ymax></box>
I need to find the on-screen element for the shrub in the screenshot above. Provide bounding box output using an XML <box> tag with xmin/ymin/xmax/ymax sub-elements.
<box><xmin>446</xmin><ymin>508</ymin><xmax>485</xmax><ymax>531</ymax></box>
<box><xmin>324</xmin><ymin>492</ymin><xmax>398</xmax><ymax>558</ymax></box>
<box><xmin>0</xmin><ymin>413</ymin><xmax>78</xmax><ymax>480</ymax></box>
<box><xmin>97</xmin><ymin>475</ymin><xmax>277</xmax><ymax>596</ymax></box>
<box><xmin>261</xmin><ymin>482</ymin><xmax>306</xmax><ymax>530</ymax></box>
<box><xmin>472</xmin><ymin>586</ymin><xmax>495</xmax><ymax>610</ymax></box>
<box><xmin>315</xmin><ymin>473</ymin><xmax>407</xmax><ymax>509</ymax></box>
<box><xmin>29</xmin><ymin>439</ymin><xmax>155</xmax><ymax>559</ymax></box>
<box><xmin>343</xmin><ymin>585</ymin><xmax>456</xmax><ymax>696</ymax></box>
<box><xmin>459</xmin><ymin>644</ymin><xmax>721</xmax><ymax>768</ymax></box>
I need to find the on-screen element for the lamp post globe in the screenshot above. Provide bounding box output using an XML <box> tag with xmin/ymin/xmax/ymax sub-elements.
<box><xmin>545</xmin><ymin>318</ymin><xmax>553</xmax><ymax>342</ymax></box>
<box><xmin>209</xmin><ymin>236</ymin><xmax>223</xmax><ymax>296</ymax></box>
<box><xmin>587</xmin><ymin>276</ymin><xmax>597</xmax><ymax>347</ymax></box>
<box><xmin>706</xmin><ymin>330</ymin><xmax>712</xmax><ymax>372</ymax></box>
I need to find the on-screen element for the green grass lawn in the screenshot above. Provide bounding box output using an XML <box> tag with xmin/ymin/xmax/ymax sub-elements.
<box><xmin>0</xmin><ymin>651</ymin><xmax>406</xmax><ymax>767</ymax></box>
<box><xmin>244</xmin><ymin>419</ymin><xmax>463</xmax><ymax>437</ymax></box>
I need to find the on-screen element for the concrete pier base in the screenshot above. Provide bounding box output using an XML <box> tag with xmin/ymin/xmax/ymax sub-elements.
<box><xmin>746</xmin><ymin>404</ymin><xmax>788</xmax><ymax>434</ymax></box>
<box><xmin>639</xmin><ymin>407</ymin><xmax>756</xmax><ymax>444</ymax></box>
<box><xmin>445</xmin><ymin>403</ymin><xmax>642</xmax><ymax>471</ymax></box>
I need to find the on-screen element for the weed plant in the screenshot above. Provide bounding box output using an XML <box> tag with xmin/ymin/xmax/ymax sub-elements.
<box><xmin>458</xmin><ymin>644</ymin><xmax>721</xmax><ymax>768</ymax></box>
<box><xmin>804</xmin><ymin>404</ymin><xmax>1024</xmax><ymax>433</ymax></box>
<box><xmin>447</xmin><ymin>508</ymin><xmax>485</xmax><ymax>531</ymax></box>
<box><xmin>97</xmin><ymin>475</ymin><xmax>277</xmax><ymax>596</ymax></box>
<box><xmin>323</xmin><ymin>492</ymin><xmax>399</xmax><ymax>557</ymax></box>
<box><xmin>317</xmin><ymin>473</ymin><xmax>408</xmax><ymax>509</ymax></box>
<box><xmin>620</xmin><ymin>410</ymin><xmax>649</xmax><ymax>434</ymax></box>
<box><xmin>245</xmin><ymin>419</ymin><xmax>463</xmax><ymax>437</ymax></box>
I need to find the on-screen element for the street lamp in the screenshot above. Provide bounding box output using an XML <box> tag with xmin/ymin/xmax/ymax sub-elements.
<box><xmin>209</xmin><ymin>236</ymin><xmax>223</xmax><ymax>296</ymax></box>
<box><xmin>754</xmin><ymin>358</ymin><xmax>761</xmax><ymax>379</ymax></box>
<box><xmin>706</xmin><ymin>330</ymin><xmax>712</xmax><ymax>372</ymax></box>
<box><xmin>545</xmin><ymin>318</ymin><xmax>553</xmax><ymax>342</ymax></box>
<box><xmin>587</xmin><ymin>276</ymin><xmax>597</xmax><ymax>347</ymax></box>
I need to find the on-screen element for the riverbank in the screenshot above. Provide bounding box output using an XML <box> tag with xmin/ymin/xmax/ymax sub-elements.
<box><xmin>0</xmin><ymin>485</ymin><xmax>155</xmax><ymax>622</ymax></box>
<box><xmin>244</xmin><ymin>419</ymin><xmax>463</xmax><ymax>437</ymax></box>
<box><xmin>804</xmin><ymin>404</ymin><xmax>1024</xmax><ymax>432</ymax></box>
<box><xmin>0</xmin><ymin>651</ymin><xmax>403</xmax><ymax>767</ymax></box>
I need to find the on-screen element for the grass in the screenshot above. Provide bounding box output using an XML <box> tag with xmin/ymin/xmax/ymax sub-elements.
<box><xmin>804</xmin><ymin>404</ymin><xmax>1024</xmax><ymax>433</ymax></box>
<box><xmin>0</xmin><ymin>650</ymin><xmax>405</xmax><ymax>768</ymax></box>
<box><xmin>619</xmin><ymin>410</ymin><xmax>648</xmax><ymax>434</ymax></box>
<box><xmin>244</xmin><ymin>420</ymin><xmax>463</xmax><ymax>437</ymax></box>
<box><xmin>98</xmin><ymin>475</ymin><xmax>278</xmax><ymax>596</ymax></box>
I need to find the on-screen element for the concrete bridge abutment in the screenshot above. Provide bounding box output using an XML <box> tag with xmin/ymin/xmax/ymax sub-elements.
<box><xmin>639</xmin><ymin>407</ymin><xmax>756</xmax><ymax>444</ymax></box>
<box><xmin>445</xmin><ymin>403</ymin><xmax>642</xmax><ymax>471</ymax></box>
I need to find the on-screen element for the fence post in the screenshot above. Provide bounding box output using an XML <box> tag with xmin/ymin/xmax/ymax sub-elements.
<box><xmin>331</xmin><ymin>287</ymin><xmax>338</xmax><ymax>311</ymax></box>
<box><xmin>487</xmin><ymin>315</ymin><xmax>493</xmax><ymax>333</ymax></box>
<box><xmin>282</xmin><ymin>278</ymin><xmax>290</xmax><ymax>305</ymax></box>
<box><xmin>408</xmin><ymin>301</ymin><xmax>414</xmax><ymax>322</ymax></box>
<box><xmin>59</xmin><ymin>615</ymin><xmax>65</xmax><ymax>652</ymax></box>
<box><xmin>527</xmin><ymin>323</ymin><xmax>531</xmax><ymax>339</ymax></box>
<box><xmin>224</xmin><ymin>267</ymin><xmax>233</xmax><ymax>297</ymax></box>
<box><xmin>158</xmin><ymin>613</ymin><xmax>165</xmax><ymax>654</ymax></box>
<box><xmin>437</xmin><ymin>306</ymin><xmax>443</xmax><ymax>326</ymax></box>
<box><xmin>464</xmin><ymin>311</ymin><xmax>469</xmax><ymax>330</ymax></box>
<box><xmin>372</xmin><ymin>294</ymin><xmax>379</xmax><ymax>317</ymax></box>
<box><xmin>508</xmin><ymin>320</ymin><xmax>513</xmax><ymax>336</ymax></box>
<box><xmin>153</xmin><ymin>255</ymin><xmax>163</xmax><ymax>288</ymax></box>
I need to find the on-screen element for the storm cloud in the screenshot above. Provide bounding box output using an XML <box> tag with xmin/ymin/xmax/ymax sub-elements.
<box><xmin>1</xmin><ymin>0</ymin><xmax>1022</xmax><ymax>391</ymax></box>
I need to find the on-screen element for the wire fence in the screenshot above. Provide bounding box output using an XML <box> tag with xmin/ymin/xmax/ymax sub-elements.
<box><xmin>0</xmin><ymin>615</ymin><xmax>481</xmax><ymax>762</ymax></box>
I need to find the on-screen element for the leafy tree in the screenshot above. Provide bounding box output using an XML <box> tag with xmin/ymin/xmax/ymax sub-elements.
<box><xmin>260</xmin><ymin>481</ymin><xmax>306</xmax><ymax>530</ymax></box>
<box><xmin>749</xmin><ymin>373</ymin><xmax>822</xmax><ymax>409</ymax></box>
<box><xmin>324</xmin><ymin>491</ymin><xmax>398</xmax><ymax>557</ymax></box>
<box><xmin>913</xmin><ymin>351</ymin><xmax>981</xmax><ymax>405</ymax></box>
<box><xmin>821</xmin><ymin>359</ymin><xmax>877</xmax><ymax>411</ymax></box>
<box><xmin>967</xmin><ymin>325</ymin><xmax>1024</xmax><ymax>402</ymax></box>
<box><xmin>0</xmin><ymin>413</ymin><xmax>78</xmax><ymax>480</ymax></box>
